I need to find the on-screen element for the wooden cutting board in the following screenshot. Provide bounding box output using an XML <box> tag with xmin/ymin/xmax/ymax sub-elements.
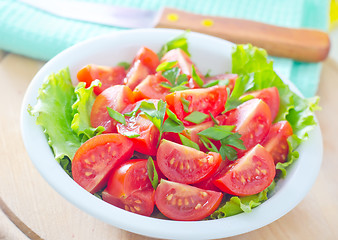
<box><xmin>1</xmin><ymin>52</ymin><xmax>338</xmax><ymax>240</ymax></box>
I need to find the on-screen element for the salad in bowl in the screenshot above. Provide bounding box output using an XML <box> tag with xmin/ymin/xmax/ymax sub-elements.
<box><xmin>22</xmin><ymin>29</ymin><xmax>321</xmax><ymax>239</ymax></box>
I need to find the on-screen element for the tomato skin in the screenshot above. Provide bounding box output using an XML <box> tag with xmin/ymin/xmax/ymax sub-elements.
<box><xmin>213</xmin><ymin>144</ymin><xmax>275</xmax><ymax>196</ymax></box>
<box><xmin>133</xmin><ymin>73</ymin><xmax>170</xmax><ymax>101</ymax></box>
<box><xmin>261</xmin><ymin>121</ymin><xmax>293</xmax><ymax>165</ymax></box>
<box><xmin>244</xmin><ymin>87</ymin><xmax>280</xmax><ymax>121</ymax></box>
<box><xmin>205</xmin><ymin>73</ymin><xmax>238</xmax><ymax>93</ymax></box>
<box><xmin>90</xmin><ymin>85</ymin><xmax>134</xmax><ymax>133</ymax></box>
<box><xmin>160</xmin><ymin>49</ymin><xmax>204</xmax><ymax>88</ymax></box>
<box><xmin>72</xmin><ymin>133</ymin><xmax>134</xmax><ymax>194</ymax></box>
<box><xmin>77</xmin><ymin>65</ymin><xmax>126</xmax><ymax>95</ymax></box>
<box><xmin>102</xmin><ymin>159</ymin><xmax>155</xmax><ymax>216</ymax></box>
<box><xmin>116</xmin><ymin>99</ymin><xmax>160</xmax><ymax>156</ymax></box>
<box><xmin>220</xmin><ymin>99</ymin><xmax>272</xmax><ymax>155</ymax></box>
<box><xmin>124</xmin><ymin>47</ymin><xmax>160</xmax><ymax>90</ymax></box>
<box><xmin>165</xmin><ymin>85</ymin><xmax>228</xmax><ymax>125</ymax></box>
<box><xmin>134</xmin><ymin>47</ymin><xmax>160</xmax><ymax>72</ymax></box>
<box><xmin>157</xmin><ymin>140</ymin><xmax>222</xmax><ymax>184</ymax></box>
<box><xmin>155</xmin><ymin>179</ymin><xmax>223</xmax><ymax>221</ymax></box>
<box><xmin>193</xmin><ymin>159</ymin><xmax>231</xmax><ymax>191</ymax></box>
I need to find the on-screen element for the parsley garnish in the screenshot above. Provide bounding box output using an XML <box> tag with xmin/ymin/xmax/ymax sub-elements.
<box><xmin>160</xmin><ymin>67</ymin><xmax>189</xmax><ymax>92</ymax></box>
<box><xmin>147</xmin><ymin>156</ymin><xmax>159</xmax><ymax>189</ymax></box>
<box><xmin>197</xmin><ymin>125</ymin><xmax>246</xmax><ymax>161</ymax></box>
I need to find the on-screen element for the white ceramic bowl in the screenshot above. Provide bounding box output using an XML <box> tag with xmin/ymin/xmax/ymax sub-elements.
<box><xmin>21</xmin><ymin>29</ymin><xmax>323</xmax><ymax>240</ymax></box>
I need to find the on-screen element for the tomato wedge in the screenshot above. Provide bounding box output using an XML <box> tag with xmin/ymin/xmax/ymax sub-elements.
<box><xmin>124</xmin><ymin>47</ymin><xmax>160</xmax><ymax>90</ymax></box>
<box><xmin>133</xmin><ymin>73</ymin><xmax>170</xmax><ymax>101</ymax></box>
<box><xmin>155</xmin><ymin>179</ymin><xmax>223</xmax><ymax>221</ymax></box>
<box><xmin>72</xmin><ymin>133</ymin><xmax>134</xmax><ymax>193</ymax></box>
<box><xmin>102</xmin><ymin>159</ymin><xmax>155</xmax><ymax>216</ymax></box>
<box><xmin>160</xmin><ymin>48</ymin><xmax>204</xmax><ymax>88</ymax></box>
<box><xmin>261</xmin><ymin>121</ymin><xmax>293</xmax><ymax>165</ymax></box>
<box><xmin>157</xmin><ymin>140</ymin><xmax>222</xmax><ymax>184</ymax></box>
<box><xmin>116</xmin><ymin>99</ymin><xmax>160</xmax><ymax>156</ymax></box>
<box><xmin>77</xmin><ymin>64</ymin><xmax>126</xmax><ymax>95</ymax></box>
<box><xmin>165</xmin><ymin>85</ymin><xmax>227</xmax><ymax>125</ymax></box>
<box><xmin>220</xmin><ymin>99</ymin><xmax>272</xmax><ymax>155</ymax></box>
<box><xmin>90</xmin><ymin>85</ymin><xmax>134</xmax><ymax>133</ymax></box>
<box><xmin>244</xmin><ymin>87</ymin><xmax>280</xmax><ymax>121</ymax></box>
<box><xmin>213</xmin><ymin>144</ymin><xmax>275</xmax><ymax>196</ymax></box>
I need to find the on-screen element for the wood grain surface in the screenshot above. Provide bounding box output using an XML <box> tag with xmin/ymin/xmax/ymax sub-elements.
<box><xmin>0</xmin><ymin>51</ymin><xmax>338</xmax><ymax>240</ymax></box>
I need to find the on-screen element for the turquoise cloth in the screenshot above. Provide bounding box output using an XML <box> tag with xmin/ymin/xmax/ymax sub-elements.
<box><xmin>0</xmin><ymin>0</ymin><xmax>330</xmax><ymax>97</ymax></box>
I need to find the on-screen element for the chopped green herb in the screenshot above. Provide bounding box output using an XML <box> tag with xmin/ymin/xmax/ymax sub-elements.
<box><xmin>156</xmin><ymin>61</ymin><xmax>177</xmax><ymax>72</ymax></box>
<box><xmin>107</xmin><ymin>107</ymin><xmax>126</xmax><ymax>125</ymax></box>
<box><xmin>121</xmin><ymin>131</ymin><xmax>140</xmax><ymax>138</ymax></box>
<box><xmin>179</xmin><ymin>133</ymin><xmax>200</xmax><ymax>151</ymax></box>
<box><xmin>209</xmin><ymin>112</ymin><xmax>219</xmax><ymax>125</ymax></box>
<box><xmin>198</xmin><ymin>125</ymin><xmax>234</xmax><ymax>141</ymax></box>
<box><xmin>117</xmin><ymin>61</ymin><xmax>130</xmax><ymax>70</ymax></box>
<box><xmin>184</xmin><ymin>111</ymin><xmax>209</xmax><ymax>124</ymax></box>
<box><xmin>160</xmin><ymin>67</ymin><xmax>189</xmax><ymax>92</ymax></box>
<box><xmin>180</xmin><ymin>97</ymin><xmax>190</xmax><ymax>113</ymax></box>
<box><xmin>147</xmin><ymin>156</ymin><xmax>159</xmax><ymax>189</ymax></box>
<box><xmin>191</xmin><ymin>65</ymin><xmax>204</xmax><ymax>87</ymax></box>
<box><xmin>204</xmin><ymin>69</ymin><xmax>212</xmax><ymax>78</ymax></box>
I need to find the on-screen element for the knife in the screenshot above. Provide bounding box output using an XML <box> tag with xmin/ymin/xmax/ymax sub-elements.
<box><xmin>20</xmin><ymin>0</ymin><xmax>330</xmax><ymax>62</ymax></box>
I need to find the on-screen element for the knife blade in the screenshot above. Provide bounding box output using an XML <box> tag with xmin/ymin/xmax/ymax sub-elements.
<box><xmin>20</xmin><ymin>0</ymin><xmax>330</xmax><ymax>62</ymax></box>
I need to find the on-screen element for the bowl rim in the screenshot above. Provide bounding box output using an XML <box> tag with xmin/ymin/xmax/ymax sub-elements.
<box><xmin>20</xmin><ymin>28</ymin><xmax>323</xmax><ymax>240</ymax></box>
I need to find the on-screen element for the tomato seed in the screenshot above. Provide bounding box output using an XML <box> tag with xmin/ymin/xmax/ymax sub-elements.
<box><xmin>195</xmin><ymin>203</ymin><xmax>202</xmax><ymax>209</ymax></box>
<box><xmin>200</xmin><ymin>192</ymin><xmax>208</xmax><ymax>198</ymax></box>
<box><xmin>134</xmin><ymin>206</ymin><xmax>141</xmax><ymax>212</ymax></box>
<box><xmin>125</xmin><ymin>205</ymin><xmax>130</xmax><ymax>211</ymax></box>
<box><xmin>166</xmin><ymin>194</ymin><xmax>173</xmax><ymax>201</ymax></box>
<box><xmin>169</xmin><ymin>158</ymin><xmax>175</xmax><ymax>165</ymax></box>
<box><xmin>184</xmin><ymin>198</ymin><xmax>189</xmax><ymax>206</ymax></box>
<box><xmin>177</xmin><ymin>198</ymin><xmax>183</xmax><ymax>206</ymax></box>
<box><xmin>179</xmin><ymin>162</ymin><xmax>184</xmax><ymax>170</ymax></box>
<box><xmin>135</xmin><ymin>199</ymin><xmax>142</xmax><ymax>204</ymax></box>
<box><xmin>130</xmin><ymin>206</ymin><xmax>136</xmax><ymax>213</ymax></box>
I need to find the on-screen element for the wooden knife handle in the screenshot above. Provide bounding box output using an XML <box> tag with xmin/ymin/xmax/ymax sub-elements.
<box><xmin>155</xmin><ymin>7</ymin><xmax>330</xmax><ymax>62</ymax></box>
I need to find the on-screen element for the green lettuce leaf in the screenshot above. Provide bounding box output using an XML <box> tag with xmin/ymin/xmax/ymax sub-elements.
<box><xmin>157</xmin><ymin>31</ymin><xmax>190</xmax><ymax>59</ymax></box>
<box><xmin>212</xmin><ymin>44</ymin><xmax>320</xmax><ymax>219</ymax></box>
<box><xmin>71</xmin><ymin>80</ymin><xmax>105</xmax><ymax>142</ymax></box>
<box><xmin>28</xmin><ymin>68</ymin><xmax>82</xmax><ymax>162</ymax></box>
<box><xmin>210</xmin><ymin>181</ymin><xmax>275</xmax><ymax>219</ymax></box>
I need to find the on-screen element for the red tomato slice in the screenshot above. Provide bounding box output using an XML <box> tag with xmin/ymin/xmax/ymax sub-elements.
<box><xmin>244</xmin><ymin>87</ymin><xmax>280</xmax><ymax>121</ymax></box>
<box><xmin>205</xmin><ymin>73</ymin><xmax>238</xmax><ymax>93</ymax></box>
<box><xmin>220</xmin><ymin>99</ymin><xmax>272</xmax><ymax>155</ymax></box>
<box><xmin>124</xmin><ymin>47</ymin><xmax>160</xmax><ymax>90</ymax></box>
<box><xmin>213</xmin><ymin>144</ymin><xmax>275</xmax><ymax>196</ymax></box>
<box><xmin>124</xmin><ymin>60</ymin><xmax>151</xmax><ymax>91</ymax></box>
<box><xmin>133</xmin><ymin>73</ymin><xmax>170</xmax><ymax>101</ymax></box>
<box><xmin>102</xmin><ymin>159</ymin><xmax>155</xmax><ymax>216</ymax></box>
<box><xmin>163</xmin><ymin>121</ymin><xmax>214</xmax><ymax>150</ymax></box>
<box><xmin>77</xmin><ymin>64</ymin><xmax>126</xmax><ymax>95</ymax></box>
<box><xmin>157</xmin><ymin>140</ymin><xmax>222</xmax><ymax>184</ymax></box>
<box><xmin>116</xmin><ymin>99</ymin><xmax>160</xmax><ymax>156</ymax></box>
<box><xmin>193</xmin><ymin>159</ymin><xmax>230</xmax><ymax>191</ymax></box>
<box><xmin>160</xmin><ymin>49</ymin><xmax>204</xmax><ymax>88</ymax></box>
<box><xmin>72</xmin><ymin>133</ymin><xmax>134</xmax><ymax>194</ymax></box>
<box><xmin>134</xmin><ymin>47</ymin><xmax>160</xmax><ymax>72</ymax></box>
<box><xmin>90</xmin><ymin>85</ymin><xmax>134</xmax><ymax>133</ymax></box>
<box><xmin>165</xmin><ymin>85</ymin><xmax>227</xmax><ymax>125</ymax></box>
<box><xmin>261</xmin><ymin>121</ymin><xmax>293</xmax><ymax>165</ymax></box>
<box><xmin>155</xmin><ymin>179</ymin><xmax>223</xmax><ymax>221</ymax></box>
